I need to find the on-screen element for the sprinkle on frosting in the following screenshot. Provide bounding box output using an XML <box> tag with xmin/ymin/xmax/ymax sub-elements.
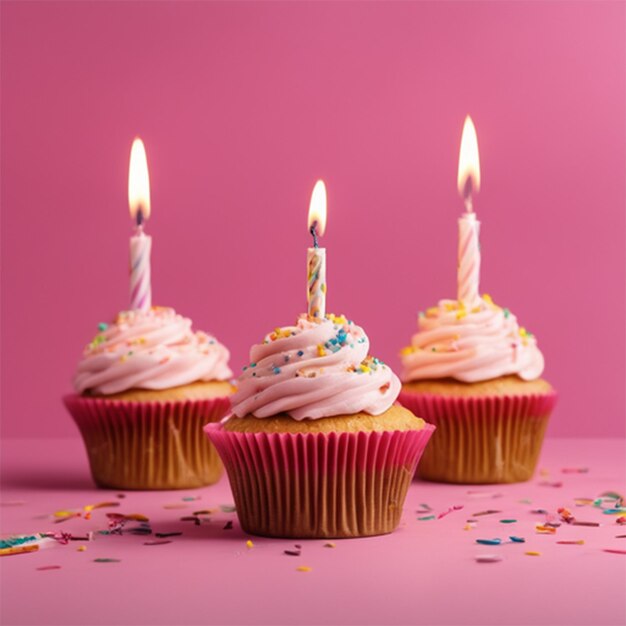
<box><xmin>230</xmin><ymin>314</ymin><xmax>401</xmax><ymax>420</ymax></box>
<box><xmin>74</xmin><ymin>307</ymin><xmax>232</xmax><ymax>394</ymax></box>
<box><xmin>400</xmin><ymin>295</ymin><xmax>545</xmax><ymax>383</ymax></box>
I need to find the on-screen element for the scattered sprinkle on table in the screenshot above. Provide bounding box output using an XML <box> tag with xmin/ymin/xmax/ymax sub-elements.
<box><xmin>525</xmin><ymin>551</ymin><xmax>542</xmax><ymax>556</ymax></box>
<box><xmin>603</xmin><ymin>548</ymin><xmax>626</xmax><ymax>555</ymax></box>
<box><xmin>475</xmin><ymin>554</ymin><xmax>502</xmax><ymax>563</ymax></box>
<box><xmin>296</xmin><ymin>566</ymin><xmax>312</xmax><ymax>572</ymax></box>
<box><xmin>324</xmin><ymin>542</ymin><xmax>336</xmax><ymax>548</ymax></box>
<box><xmin>476</xmin><ymin>538</ymin><xmax>501</xmax><ymax>545</ymax></box>
<box><xmin>418</xmin><ymin>515</ymin><xmax>436</xmax><ymax>521</ymax></box>
<box><xmin>77</xmin><ymin>546</ymin><xmax>87</xmax><ymax>552</ymax></box>
<box><xmin>536</xmin><ymin>525</ymin><xmax>556</xmax><ymax>534</ymax></box>
<box><xmin>509</xmin><ymin>536</ymin><xmax>525</xmax><ymax>543</ymax></box>
<box><xmin>0</xmin><ymin>544</ymin><xmax>39</xmax><ymax>557</ymax></box>
<box><xmin>144</xmin><ymin>540</ymin><xmax>172</xmax><ymax>546</ymax></box>
<box><xmin>557</xmin><ymin>540</ymin><xmax>584</xmax><ymax>545</ymax></box>
<box><xmin>499</xmin><ymin>519</ymin><xmax>517</xmax><ymax>524</ymax></box>
<box><xmin>220</xmin><ymin>504</ymin><xmax>236</xmax><ymax>513</ymax></box>
<box><xmin>36</xmin><ymin>565</ymin><xmax>61</xmax><ymax>571</ymax></box>
<box><xmin>473</xmin><ymin>510</ymin><xmax>501</xmax><ymax>517</ymax></box>
<box><xmin>223</xmin><ymin>521</ymin><xmax>233</xmax><ymax>530</ymax></box>
<box><xmin>155</xmin><ymin>532</ymin><xmax>183</xmax><ymax>538</ymax></box>
<box><xmin>284</xmin><ymin>549</ymin><xmax>301</xmax><ymax>557</ymax></box>
<box><xmin>246</xmin><ymin>540</ymin><xmax>254</xmax><ymax>549</ymax></box>
<box><xmin>94</xmin><ymin>558</ymin><xmax>120</xmax><ymax>563</ymax></box>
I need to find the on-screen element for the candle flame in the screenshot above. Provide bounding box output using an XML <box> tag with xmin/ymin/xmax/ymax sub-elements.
<box><xmin>457</xmin><ymin>115</ymin><xmax>481</xmax><ymax>203</ymax></box>
<box><xmin>307</xmin><ymin>179</ymin><xmax>327</xmax><ymax>237</ymax></box>
<box><xmin>128</xmin><ymin>137</ymin><xmax>151</xmax><ymax>222</ymax></box>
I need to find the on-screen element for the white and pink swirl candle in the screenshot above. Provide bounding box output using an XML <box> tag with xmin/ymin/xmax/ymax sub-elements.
<box><xmin>307</xmin><ymin>180</ymin><xmax>327</xmax><ymax>319</ymax></box>
<box><xmin>128</xmin><ymin>138</ymin><xmax>152</xmax><ymax>312</ymax></box>
<box><xmin>457</xmin><ymin>116</ymin><xmax>481</xmax><ymax>308</ymax></box>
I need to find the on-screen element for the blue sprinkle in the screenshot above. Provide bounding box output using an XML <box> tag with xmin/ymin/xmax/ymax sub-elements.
<box><xmin>297</xmin><ymin>350</ymin><xmax>304</xmax><ymax>357</ymax></box>
<box><xmin>273</xmin><ymin>367</ymin><xmax>281</xmax><ymax>374</ymax></box>
<box><xmin>250</xmin><ymin>362</ymin><xmax>257</xmax><ymax>368</ymax></box>
<box><xmin>509</xmin><ymin>536</ymin><xmax>526</xmax><ymax>543</ymax></box>
<box><xmin>476</xmin><ymin>538</ymin><xmax>502</xmax><ymax>545</ymax></box>
<box><xmin>0</xmin><ymin>535</ymin><xmax>40</xmax><ymax>549</ymax></box>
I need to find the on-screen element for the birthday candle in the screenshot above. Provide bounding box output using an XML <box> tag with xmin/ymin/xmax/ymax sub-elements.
<box><xmin>457</xmin><ymin>116</ymin><xmax>481</xmax><ymax>308</ymax></box>
<box><xmin>128</xmin><ymin>138</ymin><xmax>152</xmax><ymax>312</ymax></box>
<box><xmin>306</xmin><ymin>180</ymin><xmax>327</xmax><ymax>319</ymax></box>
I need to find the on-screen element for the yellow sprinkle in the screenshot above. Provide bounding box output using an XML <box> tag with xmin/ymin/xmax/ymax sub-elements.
<box><xmin>471</xmin><ymin>306</ymin><xmax>481</xmax><ymax>313</ymax></box>
<box><xmin>519</xmin><ymin>327</ymin><xmax>528</xmax><ymax>337</ymax></box>
<box><xmin>463</xmin><ymin>524</ymin><xmax>474</xmax><ymax>531</ymax></box>
<box><xmin>482</xmin><ymin>294</ymin><xmax>494</xmax><ymax>305</ymax></box>
<box><xmin>324</xmin><ymin>542</ymin><xmax>336</xmax><ymax>548</ymax></box>
<box><xmin>525</xmin><ymin>551</ymin><xmax>542</xmax><ymax>556</ymax></box>
<box><xmin>119</xmin><ymin>355</ymin><xmax>127</xmax><ymax>363</ymax></box>
<box><xmin>296</xmin><ymin>566</ymin><xmax>312</xmax><ymax>572</ymax></box>
<box><xmin>399</xmin><ymin>346</ymin><xmax>414</xmax><ymax>356</ymax></box>
<box><xmin>426</xmin><ymin>307</ymin><xmax>439</xmax><ymax>317</ymax></box>
<box><xmin>246</xmin><ymin>540</ymin><xmax>254</xmax><ymax>549</ymax></box>
<box><xmin>53</xmin><ymin>510</ymin><xmax>74</xmax><ymax>518</ymax></box>
<box><xmin>317</xmin><ymin>344</ymin><xmax>326</xmax><ymax>357</ymax></box>
<box><xmin>360</xmin><ymin>365</ymin><xmax>371</xmax><ymax>374</ymax></box>
<box><xmin>444</xmin><ymin>303</ymin><xmax>456</xmax><ymax>312</ymax></box>
<box><xmin>77</xmin><ymin>546</ymin><xmax>87</xmax><ymax>552</ymax></box>
<box><xmin>321</xmin><ymin>284</ymin><xmax>327</xmax><ymax>293</ymax></box>
<box><xmin>456</xmin><ymin>310</ymin><xmax>467</xmax><ymax>320</ymax></box>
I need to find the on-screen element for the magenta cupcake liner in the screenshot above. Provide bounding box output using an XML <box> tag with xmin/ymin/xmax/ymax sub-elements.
<box><xmin>397</xmin><ymin>390</ymin><xmax>557</xmax><ymax>484</ymax></box>
<box><xmin>205</xmin><ymin>420</ymin><xmax>435</xmax><ymax>538</ymax></box>
<box><xmin>64</xmin><ymin>394</ymin><xmax>231</xmax><ymax>490</ymax></box>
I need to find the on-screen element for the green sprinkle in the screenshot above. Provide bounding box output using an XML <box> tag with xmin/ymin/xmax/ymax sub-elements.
<box><xmin>417</xmin><ymin>515</ymin><xmax>436</xmax><ymax>521</ymax></box>
<box><xmin>220</xmin><ymin>504</ymin><xmax>236</xmax><ymax>513</ymax></box>
<box><xmin>499</xmin><ymin>519</ymin><xmax>517</xmax><ymax>524</ymax></box>
<box><xmin>503</xmin><ymin>308</ymin><xmax>510</xmax><ymax>319</ymax></box>
<box><xmin>98</xmin><ymin>322</ymin><xmax>108</xmax><ymax>331</ymax></box>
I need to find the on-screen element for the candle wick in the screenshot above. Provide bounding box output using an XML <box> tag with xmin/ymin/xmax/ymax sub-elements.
<box><xmin>462</xmin><ymin>177</ymin><xmax>474</xmax><ymax>213</ymax></box>
<box><xmin>136</xmin><ymin>209</ymin><xmax>144</xmax><ymax>232</ymax></box>
<box><xmin>310</xmin><ymin>222</ymin><xmax>319</xmax><ymax>248</ymax></box>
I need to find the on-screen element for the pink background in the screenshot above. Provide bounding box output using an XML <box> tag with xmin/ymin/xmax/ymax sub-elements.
<box><xmin>1</xmin><ymin>1</ymin><xmax>624</xmax><ymax>439</ymax></box>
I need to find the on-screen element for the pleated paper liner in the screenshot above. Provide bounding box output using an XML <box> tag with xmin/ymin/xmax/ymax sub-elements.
<box><xmin>397</xmin><ymin>390</ymin><xmax>557</xmax><ymax>484</ymax></box>
<box><xmin>205</xmin><ymin>421</ymin><xmax>435</xmax><ymax>539</ymax></box>
<box><xmin>64</xmin><ymin>394</ymin><xmax>231</xmax><ymax>490</ymax></box>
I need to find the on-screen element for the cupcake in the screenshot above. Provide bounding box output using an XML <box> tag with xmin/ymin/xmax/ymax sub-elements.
<box><xmin>205</xmin><ymin>313</ymin><xmax>434</xmax><ymax>539</ymax></box>
<box><xmin>398</xmin><ymin>294</ymin><xmax>557</xmax><ymax>484</ymax></box>
<box><xmin>64</xmin><ymin>306</ymin><xmax>233</xmax><ymax>490</ymax></box>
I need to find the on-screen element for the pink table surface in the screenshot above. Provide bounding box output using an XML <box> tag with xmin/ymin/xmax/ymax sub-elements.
<box><xmin>1</xmin><ymin>437</ymin><xmax>625</xmax><ymax>626</ymax></box>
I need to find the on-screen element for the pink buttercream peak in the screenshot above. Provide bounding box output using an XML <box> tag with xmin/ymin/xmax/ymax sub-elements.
<box><xmin>73</xmin><ymin>306</ymin><xmax>232</xmax><ymax>394</ymax></box>
<box><xmin>230</xmin><ymin>314</ymin><xmax>400</xmax><ymax>420</ymax></box>
<box><xmin>400</xmin><ymin>295</ymin><xmax>545</xmax><ymax>383</ymax></box>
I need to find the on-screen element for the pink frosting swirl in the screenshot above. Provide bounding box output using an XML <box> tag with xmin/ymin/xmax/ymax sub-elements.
<box><xmin>400</xmin><ymin>295</ymin><xmax>545</xmax><ymax>383</ymax></box>
<box><xmin>74</xmin><ymin>307</ymin><xmax>233</xmax><ymax>395</ymax></box>
<box><xmin>230</xmin><ymin>314</ymin><xmax>400</xmax><ymax>420</ymax></box>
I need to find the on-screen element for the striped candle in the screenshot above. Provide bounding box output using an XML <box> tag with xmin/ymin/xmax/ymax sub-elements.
<box><xmin>457</xmin><ymin>211</ymin><xmax>480</xmax><ymax>307</ymax></box>
<box><xmin>307</xmin><ymin>246</ymin><xmax>326</xmax><ymax>319</ymax></box>
<box><xmin>130</xmin><ymin>229</ymin><xmax>152</xmax><ymax>312</ymax></box>
<box><xmin>306</xmin><ymin>180</ymin><xmax>328</xmax><ymax>319</ymax></box>
<box><xmin>456</xmin><ymin>116</ymin><xmax>481</xmax><ymax>307</ymax></box>
<box><xmin>128</xmin><ymin>138</ymin><xmax>152</xmax><ymax>313</ymax></box>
